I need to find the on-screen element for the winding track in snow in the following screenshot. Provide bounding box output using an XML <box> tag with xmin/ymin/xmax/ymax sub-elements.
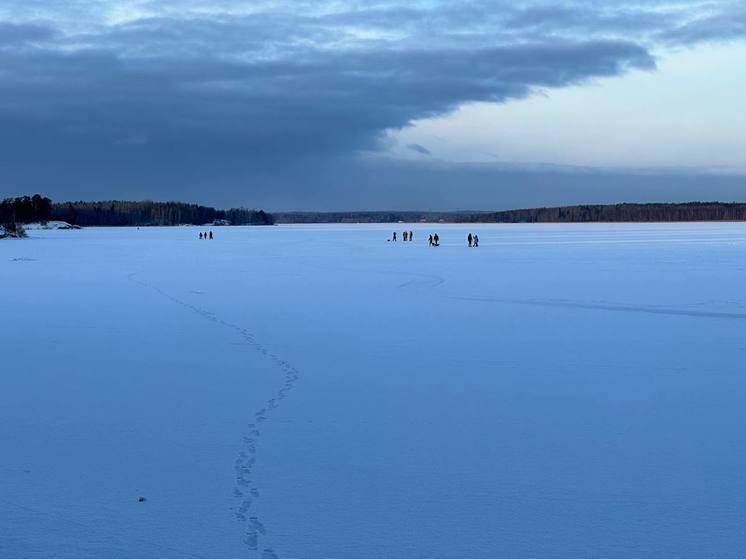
<box><xmin>445</xmin><ymin>295</ymin><xmax>746</xmax><ymax>320</ymax></box>
<box><xmin>127</xmin><ymin>273</ymin><xmax>298</xmax><ymax>558</ymax></box>
<box><xmin>127</xmin><ymin>258</ymin><xmax>741</xmax><ymax>558</ymax></box>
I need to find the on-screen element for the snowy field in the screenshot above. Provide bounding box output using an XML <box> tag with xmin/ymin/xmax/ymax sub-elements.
<box><xmin>2</xmin><ymin>223</ymin><xmax>746</xmax><ymax>559</ymax></box>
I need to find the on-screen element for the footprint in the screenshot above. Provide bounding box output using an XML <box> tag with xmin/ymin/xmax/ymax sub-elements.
<box><xmin>238</xmin><ymin>500</ymin><xmax>253</xmax><ymax>515</ymax></box>
<box><xmin>244</xmin><ymin>529</ymin><xmax>258</xmax><ymax>550</ymax></box>
<box><xmin>250</xmin><ymin>517</ymin><xmax>266</xmax><ymax>535</ymax></box>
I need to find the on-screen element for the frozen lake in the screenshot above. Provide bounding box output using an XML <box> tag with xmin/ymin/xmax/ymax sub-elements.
<box><xmin>2</xmin><ymin>223</ymin><xmax>746</xmax><ymax>558</ymax></box>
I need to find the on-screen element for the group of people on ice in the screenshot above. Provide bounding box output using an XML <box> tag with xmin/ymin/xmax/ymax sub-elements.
<box><xmin>198</xmin><ymin>231</ymin><xmax>213</xmax><ymax>240</ymax></box>
<box><xmin>390</xmin><ymin>231</ymin><xmax>414</xmax><ymax>242</ymax></box>
<box><xmin>390</xmin><ymin>231</ymin><xmax>479</xmax><ymax>247</ymax></box>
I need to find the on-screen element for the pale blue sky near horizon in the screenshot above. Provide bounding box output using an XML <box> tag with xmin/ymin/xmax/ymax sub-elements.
<box><xmin>0</xmin><ymin>1</ymin><xmax>744</xmax><ymax>209</ymax></box>
<box><xmin>391</xmin><ymin>42</ymin><xmax>746</xmax><ymax>171</ymax></box>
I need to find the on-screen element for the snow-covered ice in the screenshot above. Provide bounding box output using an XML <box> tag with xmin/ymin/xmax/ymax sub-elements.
<box><xmin>2</xmin><ymin>223</ymin><xmax>746</xmax><ymax>558</ymax></box>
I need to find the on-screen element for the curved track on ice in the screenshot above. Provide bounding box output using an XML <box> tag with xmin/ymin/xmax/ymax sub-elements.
<box><xmin>128</xmin><ymin>273</ymin><xmax>299</xmax><ymax>558</ymax></box>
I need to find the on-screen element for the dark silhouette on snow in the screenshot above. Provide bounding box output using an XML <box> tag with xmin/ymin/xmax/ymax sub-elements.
<box><xmin>392</xmin><ymin>231</ymin><xmax>397</xmax><ymax>242</ymax></box>
<box><xmin>433</xmin><ymin>233</ymin><xmax>439</xmax><ymax>246</ymax></box>
<box><xmin>473</xmin><ymin>234</ymin><xmax>479</xmax><ymax>247</ymax></box>
<box><xmin>199</xmin><ymin>232</ymin><xmax>203</xmax><ymax>239</ymax></box>
<box><xmin>409</xmin><ymin>231</ymin><xmax>413</xmax><ymax>241</ymax></box>
<box><xmin>468</xmin><ymin>233</ymin><xmax>473</xmax><ymax>247</ymax></box>
<box><xmin>428</xmin><ymin>234</ymin><xmax>433</xmax><ymax>246</ymax></box>
<box><xmin>209</xmin><ymin>231</ymin><xmax>213</xmax><ymax>240</ymax></box>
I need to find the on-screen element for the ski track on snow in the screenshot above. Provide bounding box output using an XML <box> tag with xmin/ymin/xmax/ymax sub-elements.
<box><xmin>446</xmin><ymin>295</ymin><xmax>746</xmax><ymax>320</ymax></box>
<box><xmin>127</xmin><ymin>273</ymin><xmax>298</xmax><ymax>559</ymax></box>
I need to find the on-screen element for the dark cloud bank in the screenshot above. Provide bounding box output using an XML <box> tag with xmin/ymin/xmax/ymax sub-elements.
<box><xmin>0</xmin><ymin>1</ymin><xmax>744</xmax><ymax>209</ymax></box>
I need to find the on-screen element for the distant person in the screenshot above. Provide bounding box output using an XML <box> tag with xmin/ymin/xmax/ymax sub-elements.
<box><xmin>199</xmin><ymin>232</ymin><xmax>203</xmax><ymax>239</ymax></box>
<box><xmin>392</xmin><ymin>231</ymin><xmax>397</xmax><ymax>242</ymax></box>
<box><xmin>403</xmin><ymin>231</ymin><xmax>408</xmax><ymax>242</ymax></box>
<box><xmin>433</xmin><ymin>233</ymin><xmax>439</xmax><ymax>246</ymax></box>
<box><xmin>209</xmin><ymin>231</ymin><xmax>213</xmax><ymax>240</ymax></box>
<box><xmin>409</xmin><ymin>231</ymin><xmax>413</xmax><ymax>241</ymax></box>
<box><xmin>428</xmin><ymin>234</ymin><xmax>433</xmax><ymax>246</ymax></box>
<box><xmin>473</xmin><ymin>234</ymin><xmax>479</xmax><ymax>247</ymax></box>
<box><xmin>468</xmin><ymin>233</ymin><xmax>473</xmax><ymax>247</ymax></box>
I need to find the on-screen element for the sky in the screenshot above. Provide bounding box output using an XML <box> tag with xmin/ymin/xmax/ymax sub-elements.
<box><xmin>0</xmin><ymin>0</ymin><xmax>744</xmax><ymax>210</ymax></box>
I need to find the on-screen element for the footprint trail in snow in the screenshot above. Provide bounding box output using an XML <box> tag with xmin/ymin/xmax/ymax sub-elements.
<box><xmin>127</xmin><ymin>273</ymin><xmax>299</xmax><ymax>557</ymax></box>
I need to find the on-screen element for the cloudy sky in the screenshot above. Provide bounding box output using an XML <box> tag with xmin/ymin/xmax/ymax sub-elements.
<box><xmin>0</xmin><ymin>1</ymin><xmax>744</xmax><ymax>209</ymax></box>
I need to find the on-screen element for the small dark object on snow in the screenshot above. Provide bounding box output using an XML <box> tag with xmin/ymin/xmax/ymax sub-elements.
<box><xmin>138</xmin><ymin>496</ymin><xmax>147</xmax><ymax>502</ymax></box>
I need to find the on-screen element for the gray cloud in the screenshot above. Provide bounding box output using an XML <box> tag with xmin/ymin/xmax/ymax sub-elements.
<box><xmin>407</xmin><ymin>144</ymin><xmax>432</xmax><ymax>156</ymax></box>
<box><xmin>658</xmin><ymin>5</ymin><xmax>746</xmax><ymax>44</ymax></box>
<box><xmin>0</xmin><ymin>21</ymin><xmax>56</xmax><ymax>44</ymax></box>
<box><xmin>0</xmin><ymin>1</ymin><xmax>744</xmax><ymax>207</ymax></box>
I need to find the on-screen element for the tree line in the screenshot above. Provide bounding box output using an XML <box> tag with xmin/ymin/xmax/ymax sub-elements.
<box><xmin>5</xmin><ymin>196</ymin><xmax>746</xmax><ymax>228</ymax></box>
<box><xmin>274</xmin><ymin>203</ymin><xmax>746</xmax><ymax>223</ymax></box>
<box><xmin>0</xmin><ymin>195</ymin><xmax>53</xmax><ymax>224</ymax></box>
<box><xmin>1</xmin><ymin>195</ymin><xmax>273</xmax><ymax>226</ymax></box>
<box><xmin>273</xmin><ymin>211</ymin><xmax>483</xmax><ymax>223</ymax></box>
<box><xmin>478</xmin><ymin>202</ymin><xmax>746</xmax><ymax>223</ymax></box>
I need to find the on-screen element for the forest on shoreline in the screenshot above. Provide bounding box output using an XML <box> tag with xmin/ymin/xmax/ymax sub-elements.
<box><xmin>1</xmin><ymin>196</ymin><xmax>274</xmax><ymax>227</ymax></box>
<box><xmin>274</xmin><ymin>202</ymin><xmax>746</xmax><ymax>223</ymax></box>
<box><xmin>4</xmin><ymin>196</ymin><xmax>746</xmax><ymax>230</ymax></box>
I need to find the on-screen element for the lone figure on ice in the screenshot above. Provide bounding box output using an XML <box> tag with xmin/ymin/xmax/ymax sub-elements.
<box><xmin>392</xmin><ymin>231</ymin><xmax>397</xmax><ymax>242</ymax></box>
<box><xmin>468</xmin><ymin>233</ymin><xmax>473</xmax><ymax>247</ymax></box>
<box><xmin>409</xmin><ymin>231</ymin><xmax>413</xmax><ymax>242</ymax></box>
